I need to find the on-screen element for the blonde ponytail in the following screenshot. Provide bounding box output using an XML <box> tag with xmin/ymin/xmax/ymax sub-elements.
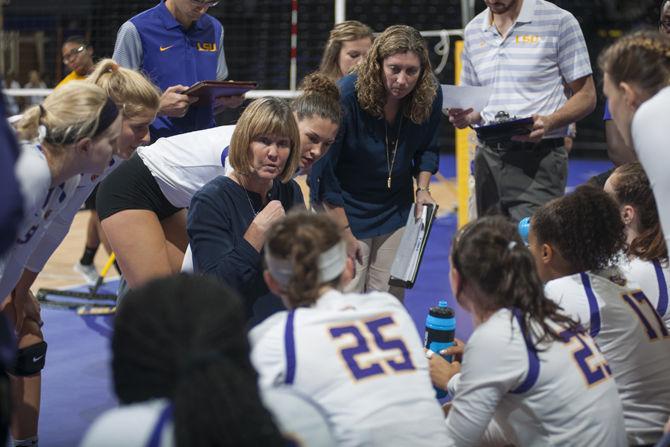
<box><xmin>14</xmin><ymin>105</ymin><xmax>43</xmax><ymax>142</ymax></box>
<box><xmin>88</xmin><ymin>58</ymin><xmax>160</xmax><ymax>118</ymax></box>
<box><xmin>14</xmin><ymin>81</ymin><xmax>108</xmax><ymax>153</ymax></box>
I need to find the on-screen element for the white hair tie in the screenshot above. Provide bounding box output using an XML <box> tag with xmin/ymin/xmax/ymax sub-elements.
<box><xmin>318</xmin><ymin>241</ymin><xmax>347</xmax><ymax>283</ymax></box>
<box><xmin>37</xmin><ymin>125</ymin><xmax>47</xmax><ymax>143</ymax></box>
<box><xmin>265</xmin><ymin>240</ymin><xmax>347</xmax><ymax>287</ymax></box>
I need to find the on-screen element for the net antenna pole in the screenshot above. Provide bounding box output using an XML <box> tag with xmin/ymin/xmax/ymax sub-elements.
<box><xmin>290</xmin><ymin>0</ymin><xmax>298</xmax><ymax>91</ymax></box>
<box><xmin>458</xmin><ymin>0</ymin><xmax>476</xmax><ymax>227</ymax></box>
<box><xmin>334</xmin><ymin>0</ymin><xmax>346</xmax><ymax>24</ymax></box>
<box><xmin>461</xmin><ymin>0</ymin><xmax>475</xmax><ymax>28</ymax></box>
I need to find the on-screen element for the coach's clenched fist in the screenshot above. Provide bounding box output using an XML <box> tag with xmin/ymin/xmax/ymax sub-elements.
<box><xmin>245</xmin><ymin>200</ymin><xmax>285</xmax><ymax>251</ymax></box>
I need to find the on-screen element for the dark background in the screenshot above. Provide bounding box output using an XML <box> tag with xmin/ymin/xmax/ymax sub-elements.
<box><xmin>2</xmin><ymin>0</ymin><xmax>664</xmax><ymax>152</ymax></box>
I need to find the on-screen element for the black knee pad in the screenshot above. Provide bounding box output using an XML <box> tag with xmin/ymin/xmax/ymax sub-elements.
<box><xmin>7</xmin><ymin>341</ymin><xmax>47</xmax><ymax>376</ymax></box>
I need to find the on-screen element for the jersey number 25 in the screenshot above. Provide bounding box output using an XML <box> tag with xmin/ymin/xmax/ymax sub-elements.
<box><xmin>329</xmin><ymin>315</ymin><xmax>415</xmax><ymax>381</ymax></box>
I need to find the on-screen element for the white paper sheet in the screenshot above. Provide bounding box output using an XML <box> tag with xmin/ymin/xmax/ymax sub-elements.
<box><xmin>440</xmin><ymin>84</ymin><xmax>492</xmax><ymax>112</ymax></box>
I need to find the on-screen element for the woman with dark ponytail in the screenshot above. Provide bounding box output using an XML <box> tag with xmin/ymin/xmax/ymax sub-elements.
<box><xmin>530</xmin><ymin>185</ymin><xmax>670</xmax><ymax>445</ymax></box>
<box><xmin>605</xmin><ymin>163</ymin><xmax>670</xmax><ymax>329</ymax></box>
<box><xmin>430</xmin><ymin>215</ymin><xmax>625</xmax><ymax>446</ymax></box>
<box><xmin>251</xmin><ymin>211</ymin><xmax>448</xmax><ymax>446</ymax></box>
<box><xmin>80</xmin><ymin>274</ymin><xmax>286</xmax><ymax>447</ymax></box>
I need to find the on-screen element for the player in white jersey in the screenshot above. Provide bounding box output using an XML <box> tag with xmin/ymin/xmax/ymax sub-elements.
<box><xmin>15</xmin><ymin>59</ymin><xmax>160</xmax><ymax>287</ymax></box>
<box><xmin>138</xmin><ymin>124</ymin><xmax>236</xmax><ymax>208</ymax></box>
<box><xmin>82</xmin><ymin>386</ymin><xmax>337</xmax><ymax>447</ymax></box>
<box><xmin>97</xmin><ymin>72</ymin><xmax>341</xmax><ymax>291</ymax></box>
<box><xmin>251</xmin><ymin>212</ymin><xmax>448</xmax><ymax>446</ymax></box>
<box><xmin>529</xmin><ymin>185</ymin><xmax>670</xmax><ymax>445</ymax></box>
<box><xmin>82</xmin><ymin>275</ymin><xmax>287</xmax><ymax>447</ymax></box>
<box><xmin>599</xmin><ymin>31</ymin><xmax>670</xmax><ymax>251</ymax></box>
<box><xmin>605</xmin><ymin>163</ymin><xmax>670</xmax><ymax>329</ymax></box>
<box><xmin>622</xmin><ymin>257</ymin><xmax>670</xmax><ymax>328</ymax></box>
<box><xmin>426</xmin><ymin>216</ymin><xmax>626</xmax><ymax>447</ymax></box>
<box><xmin>0</xmin><ymin>81</ymin><xmax>122</xmax><ymax>447</ymax></box>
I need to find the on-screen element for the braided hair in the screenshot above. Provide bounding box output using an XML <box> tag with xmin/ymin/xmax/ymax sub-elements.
<box><xmin>599</xmin><ymin>30</ymin><xmax>670</xmax><ymax>97</ymax></box>
<box><xmin>112</xmin><ymin>274</ymin><xmax>285</xmax><ymax>447</ymax></box>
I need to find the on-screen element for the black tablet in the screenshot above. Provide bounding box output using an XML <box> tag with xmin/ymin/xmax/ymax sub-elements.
<box><xmin>472</xmin><ymin>117</ymin><xmax>534</xmax><ymax>144</ymax></box>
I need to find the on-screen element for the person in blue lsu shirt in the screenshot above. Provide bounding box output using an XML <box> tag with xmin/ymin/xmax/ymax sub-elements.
<box><xmin>113</xmin><ymin>0</ymin><xmax>243</xmax><ymax>140</ymax></box>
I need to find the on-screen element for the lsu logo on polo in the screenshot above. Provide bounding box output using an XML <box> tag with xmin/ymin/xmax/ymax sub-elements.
<box><xmin>515</xmin><ymin>35</ymin><xmax>541</xmax><ymax>44</ymax></box>
<box><xmin>197</xmin><ymin>42</ymin><xmax>217</xmax><ymax>52</ymax></box>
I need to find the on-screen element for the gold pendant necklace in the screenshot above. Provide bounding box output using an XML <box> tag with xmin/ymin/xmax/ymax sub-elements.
<box><xmin>385</xmin><ymin>115</ymin><xmax>403</xmax><ymax>190</ymax></box>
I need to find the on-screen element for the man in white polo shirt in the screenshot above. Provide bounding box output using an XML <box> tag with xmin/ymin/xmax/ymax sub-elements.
<box><xmin>449</xmin><ymin>0</ymin><xmax>596</xmax><ymax>221</ymax></box>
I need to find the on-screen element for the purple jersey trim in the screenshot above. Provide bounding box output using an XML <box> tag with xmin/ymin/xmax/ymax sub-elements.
<box><xmin>652</xmin><ymin>260</ymin><xmax>669</xmax><ymax>316</ymax></box>
<box><xmin>284</xmin><ymin>310</ymin><xmax>297</xmax><ymax>385</ymax></box>
<box><xmin>603</xmin><ymin>101</ymin><xmax>612</xmax><ymax>121</ymax></box>
<box><xmin>510</xmin><ymin>309</ymin><xmax>540</xmax><ymax>394</ymax></box>
<box><xmin>580</xmin><ymin>272</ymin><xmax>602</xmax><ymax>337</ymax></box>
<box><xmin>220</xmin><ymin>145</ymin><xmax>229</xmax><ymax>167</ymax></box>
<box><xmin>146</xmin><ymin>402</ymin><xmax>173</xmax><ymax>447</ymax></box>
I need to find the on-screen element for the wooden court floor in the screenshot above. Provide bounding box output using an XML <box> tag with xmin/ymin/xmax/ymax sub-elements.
<box><xmin>31</xmin><ymin>175</ymin><xmax>458</xmax><ymax>293</ymax></box>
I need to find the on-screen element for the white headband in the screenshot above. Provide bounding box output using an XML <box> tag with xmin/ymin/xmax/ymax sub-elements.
<box><xmin>265</xmin><ymin>240</ymin><xmax>347</xmax><ymax>287</ymax></box>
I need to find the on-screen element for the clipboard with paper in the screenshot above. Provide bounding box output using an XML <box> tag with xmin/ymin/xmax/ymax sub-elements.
<box><xmin>389</xmin><ymin>203</ymin><xmax>438</xmax><ymax>289</ymax></box>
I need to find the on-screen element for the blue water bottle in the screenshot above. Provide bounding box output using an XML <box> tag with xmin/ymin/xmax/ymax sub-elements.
<box><xmin>424</xmin><ymin>300</ymin><xmax>456</xmax><ymax>399</ymax></box>
<box><xmin>518</xmin><ymin>217</ymin><xmax>531</xmax><ymax>245</ymax></box>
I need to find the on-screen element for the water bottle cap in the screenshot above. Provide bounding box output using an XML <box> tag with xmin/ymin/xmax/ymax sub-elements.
<box><xmin>518</xmin><ymin>217</ymin><xmax>531</xmax><ymax>245</ymax></box>
<box><xmin>428</xmin><ymin>301</ymin><xmax>455</xmax><ymax>319</ymax></box>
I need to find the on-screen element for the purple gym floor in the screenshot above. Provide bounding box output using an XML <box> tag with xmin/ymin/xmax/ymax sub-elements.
<box><xmin>37</xmin><ymin>156</ymin><xmax>613</xmax><ymax>446</ymax></box>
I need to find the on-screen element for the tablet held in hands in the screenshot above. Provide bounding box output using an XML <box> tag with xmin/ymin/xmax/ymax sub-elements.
<box><xmin>184</xmin><ymin>80</ymin><xmax>258</xmax><ymax>106</ymax></box>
